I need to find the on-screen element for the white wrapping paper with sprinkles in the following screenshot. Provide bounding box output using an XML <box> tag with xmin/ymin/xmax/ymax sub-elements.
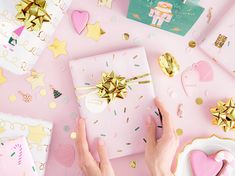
<box><xmin>0</xmin><ymin>112</ymin><xmax>53</xmax><ymax>176</ymax></box>
<box><xmin>69</xmin><ymin>47</ymin><xmax>162</xmax><ymax>159</ymax></box>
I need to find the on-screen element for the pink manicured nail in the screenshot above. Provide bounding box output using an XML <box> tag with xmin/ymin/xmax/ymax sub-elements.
<box><xmin>98</xmin><ymin>139</ymin><xmax>105</xmax><ymax>146</ymax></box>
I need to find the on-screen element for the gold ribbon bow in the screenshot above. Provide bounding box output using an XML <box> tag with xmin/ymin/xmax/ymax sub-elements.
<box><xmin>77</xmin><ymin>71</ymin><xmax>151</xmax><ymax>103</ymax></box>
<box><xmin>210</xmin><ymin>98</ymin><xmax>235</xmax><ymax>132</ymax></box>
<box><xmin>16</xmin><ymin>0</ymin><xmax>51</xmax><ymax>31</ymax></box>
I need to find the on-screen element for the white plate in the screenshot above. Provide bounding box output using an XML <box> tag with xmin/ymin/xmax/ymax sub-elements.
<box><xmin>175</xmin><ymin>135</ymin><xmax>235</xmax><ymax>176</ymax></box>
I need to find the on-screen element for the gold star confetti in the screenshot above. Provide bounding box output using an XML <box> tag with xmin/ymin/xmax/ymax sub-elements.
<box><xmin>196</xmin><ymin>97</ymin><xmax>203</xmax><ymax>105</ymax></box>
<box><xmin>40</xmin><ymin>89</ymin><xmax>47</xmax><ymax>96</ymax></box>
<box><xmin>26</xmin><ymin>70</ymin><xmax>45</xmax><ymax>90</ymax></box>
<box><xmin>48</xmin><ymin>38</ymin><xmax>67</xmax><ymax>57</ymax></box>
<box><xmin>0</xmin><ymin>69</ymin><xmax>7</xmax><ymax>85</ymax></box>
<box><xmin>49</xmin><ymin>101</ymin><xmax>57</xmax><ymax>109</ymax></box>
<box><xmin>70</xmin><ymin>132</ymin><xmax>77</xmax><ymax>139</ymax></box>
<box><xmin>129</xmin><ymin>160</ymin><xmax>137</xmax><ymax>168</ymax></box>
<box><xmin>176</xmin><ymin>128</ymin><xmax>184</xmax><ymax>136</ymax></box>
<box><xmin>188</xmin><ymin>40</ymin><xmax>197</xmax><ymax>48</ymax></box>
<box><xmin>28</xmin><ymin>125</ymin><xmax>47</xmax><ymax>144</ymax></box>
<box><xmin>86</xmin><ymin>22</ymin><xmax>105</xmax><ymax>41</ymax></box>
<box><xmin>9</xmin><ymin>95</ymin><xmax>17</xmax><ymax>102</ymax></box>
<box><xmin>123</xmin><ymin>33</ymin><xmax>130</xmax><ymax>40</ymax></box>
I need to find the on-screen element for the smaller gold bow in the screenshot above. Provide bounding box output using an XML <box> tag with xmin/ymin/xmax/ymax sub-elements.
<box><xmin>210</xmin><ymin>98</ymin><xmax>235</xmax><ymax>132</ymax></box>
<box><xmin>158</xmin><ymin>52</ymin><xmax>180</xmax><ymax>77</ymax></box>
<box><xmin>77</xmin><ymin>71</ymin><xmax>151</xmax><ymax>103</ymax></box>
<box><xmin>16</xmin><ymin>0</ymin><xmax>51</xmax><ymax>31</ymax></box>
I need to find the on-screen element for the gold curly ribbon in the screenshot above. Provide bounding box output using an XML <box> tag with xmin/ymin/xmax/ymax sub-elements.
<box><xmin>76</xmin><ymin>71</ymin><xmax>151</xmax><ymax>103</ymax></box>
<box><xmin>210</xmin><ymin>98</ymin><xmax>235</xmax><ymax>132</ymax></box>
<box><xmin>158</xmin><ymin>52</ymin><xmax>180</xmax><ymax>77</ymax></box>
<box><xmin>16</xmin><ymin>0</ymin><xmax>51</xmax><ymax>31</ymax></box>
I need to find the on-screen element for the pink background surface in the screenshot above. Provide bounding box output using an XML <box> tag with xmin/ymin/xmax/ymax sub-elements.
<box><xmin>0</xmin><ymin>0</ymin><xmax>235</xmax><ymax>175</ymax></box>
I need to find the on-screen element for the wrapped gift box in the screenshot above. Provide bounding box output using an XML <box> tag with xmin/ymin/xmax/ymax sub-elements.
<box><xmin>127</xmin><ymin>0</ymin><xmax>204</xmax><ymax>36</ymax></box>
<box><xmin>0</xmin><ymin>112</ymin><xmax>53</xmax><ymax>176</ymax></box>
<box><xmin>0</xmin><ymin>0</ymin><xmax>72</xmax><ymax>75</ymax></box>
<box><xmin>200</xmin><ymin>3</ymin><xmax>235</xmax><ymax>77</ymax></box>
<box><xmin>0</xmin><ymin>137</ymin><xmax>38</xmax><ymax>176</ymax></box>
<box><xmin>69</xmin><ymin>47</ymin><xmax>161</xmax><ymax>159</ymax></box>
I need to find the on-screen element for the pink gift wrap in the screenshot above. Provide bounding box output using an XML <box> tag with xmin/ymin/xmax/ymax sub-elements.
<box><xmin>69</xmin><ymin>47</ymin><xmax>161</xmax><ymax>159</ymax></box>
<box><xmin>0</xmin><ymin>137</ymin><xmax>38</xmax><ymax>176</ymax></box>
<box><xmin>200</xmin><ymin>3</ymin><xmax>235</xmax><ymax>77</ymax></box>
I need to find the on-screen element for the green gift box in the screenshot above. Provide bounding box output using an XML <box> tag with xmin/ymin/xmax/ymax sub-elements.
<box><xmin>127</xmin><ymin>0</ymin><xmax>205</xmax><ymax>36</ymax></box>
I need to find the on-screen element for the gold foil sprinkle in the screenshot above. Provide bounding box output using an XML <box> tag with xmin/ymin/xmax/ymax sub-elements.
<box><xmin>123</xmin><ymin>33</ymin><xmax>130</xmax><ymax>40</ymax></box>
<box><xmin>215</xmin><ymin>34</ymin><xmax>227</xmax><ymax>48</ymax></box>
<box><xmin>158</xmin><ymin>52</ymin><xmax>180</xmax><ymax>77</ymax></box>
<box><xmin>188</xmin><ymin>40</ymin><xmax>197</xmax><ymax>48</ymax></box>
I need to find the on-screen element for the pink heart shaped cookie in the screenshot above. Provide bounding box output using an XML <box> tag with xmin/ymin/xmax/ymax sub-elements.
<box><xmin>190</xmin><ymin>150</ymin><xmax>223</xmax><ymax>176</ymax></box>
<box><xmin>71</xmin><ymin>10</ymin><xmax>89</xmax><ymax>34</ymax></box>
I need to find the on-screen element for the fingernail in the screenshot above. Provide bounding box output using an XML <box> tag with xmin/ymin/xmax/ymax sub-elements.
<box><xmin>98</xmin><ymin>139</ymin><xmax>105</xmax><ymax>146</ymax></box>
<box><xmin>146</xmin><ymin>116</ymin><xmax>152</xmax><ymax>126</ymax></box>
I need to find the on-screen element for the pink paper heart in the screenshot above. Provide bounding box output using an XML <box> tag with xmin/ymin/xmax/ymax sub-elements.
<box><xmin>190</xmin><ymin>150</ymin><xmax>223</xmax><ymax>176</ymax></box>
<box><xmin>54</xmin><ymin>144</ymin><xmax>75</xmax><ymax>167</ymax></box>
<box><xmin>71</xmin><ymin>10</ymin><xmax>89</xmax><ymax>34</ymax></box>
<box><xmin>193</xmin><ymin>61</ymin><xmax>213</xmax><ymax>82</ymax></box>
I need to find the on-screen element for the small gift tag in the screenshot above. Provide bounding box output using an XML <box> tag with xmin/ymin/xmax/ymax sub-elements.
<box><xmin>85</xmin><ymin>92</ymin><xmax>107</xmax><ymax>113</ymax></box>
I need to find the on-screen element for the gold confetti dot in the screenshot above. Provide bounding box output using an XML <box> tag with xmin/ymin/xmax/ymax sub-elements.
<box><xmin>49</xmin><ymin>101</ymin><xmax>57</xmax><ymax>109</ymax></box>
<box><xmin>70</xmin><ymin>132</ymin><xmax>77</xmax><ymax>139</ymax></box>
<box><xmin>123</xmin><ymin>33</ymin><xmax>130</xmax><ymax>40</ymax></box>
<box><xmin>176</xmin><ymin>128</ymin><xmax>184</xmax><ymax>136</ymax></box>
<box><xmin>196</xmin><ymin>97</ymin><xmax>203</xmax><ymax>105</ymax></box>
<box><xmin>130</xmin><ymin>160</ymin><xmax>137</xmax><ymax>168</ymax></box>
<box><xmin>188</xmin><ymin>40</ymin><xmax>197</xmax><ymax>48</ymax></box>
<box><xmin>9</xmin><ymin>95</ymin><xmax>16</xmax><ymax>102</ymax></box>
<box><xmin>40</xmin><ymin>89</ymin><xmax>47</xmax><ymax>96</ymax></box>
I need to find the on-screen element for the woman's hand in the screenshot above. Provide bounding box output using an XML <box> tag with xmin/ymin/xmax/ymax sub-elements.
<box><xmin>76</xmin><ymin>118</ymin><xmax>115</xmax><ymax>176</ymax></box>
<box><xmin>145</xmin><ymin>98</ymin><xmax>179</xmax><ymax>176</ymax></box>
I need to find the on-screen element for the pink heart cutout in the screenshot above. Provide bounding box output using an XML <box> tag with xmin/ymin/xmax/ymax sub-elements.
<box><xmin>54</xmin><ymin>144</ymin><xmax>75</xmax><ymax>167</ymax></box>
<box><xmin>193</xmin><ymin>61</ymin><xmax>213</xmax><ymax>82</ymax></box>
<box><xmin>71</xmin><ymin>10</ymin><xmax>89</xmax><ymax>34</ymax></box>
<box><xmin>190</xmin><ymin>150</ymin><xmax>223</xmax><ymax>176</ymax></box>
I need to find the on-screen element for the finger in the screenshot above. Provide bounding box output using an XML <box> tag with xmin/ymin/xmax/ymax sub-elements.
<box><xmin>154</xmin><ymin>98</ymin><xmax>174</xmax><ymax>135</ymax></box>
<box><xmin>146</xmin><ymin>116</ymin><xmax>156</xmax><ymax>146</ymax></box>
<box><xmin>76</xmin><ymin>118</ymin><xmax>89</xmax><ymax>154</ymax></box>
<box><xmin>97</xmin><ymin>139</ymin><xmax>110</xmax><ymax>166</ymax></box>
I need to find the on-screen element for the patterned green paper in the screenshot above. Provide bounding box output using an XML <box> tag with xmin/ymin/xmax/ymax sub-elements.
<box><xmin>127</xmin><ymin>0</ymin><xmax>204</xmax><ymax>36</ymax></box>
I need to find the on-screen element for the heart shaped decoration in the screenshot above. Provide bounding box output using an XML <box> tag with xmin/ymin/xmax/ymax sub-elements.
<box><xmin>193</xmin><ymin>61</ymin><xmax>214</xmax><ymax>82</ymax></box>
<box><xmin>54</xmin><ymin>144</ymin><xmax>75</xmax><ymax>167</ymax></box>
<box><xmin>190</xmin><ymin>150</ymin><xmax>223</xmax><ymax>176</ymax></box>
<box><xmin>71</xmin><ymin>10</ymin><xmax>89</xmax><ymax>35</ymax></box>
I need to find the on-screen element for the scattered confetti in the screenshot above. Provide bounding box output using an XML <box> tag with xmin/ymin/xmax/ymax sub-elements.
<box><xmin>206</xmin><ymin>7</ymin><xmax>213</xmax><ymax>24</ymax></box>
<box><xmin>123</xmin><ymin>33</ymin><xmax>130</xmax><ymax>40</ymax></box>
<box><xmin>114</xmin><ymin>110</ymin><xmax>117</xmax><ymax>116</ymax></box>
<box><xmin>64</xmin><ymin>125</ymin><xmax>70</xmax><ymax>132</ymax></box>
<box><xmin>176</xmin><ymin>128</ymin><xmax>184</xmax><ymax>136</ymax></box>
<box><xmin>0</xmin><ymin>69</ymin><xmax>7</xmax><ymax>85</ymax></box>
<box><xmin>70</xmin><ymin>132</ymin><xmax>77</xmax><ymax>139</ymax></box>
<box><xmin>117</xmin><ymin>149</ymin><xmax>122</xmax><ymax>153</ymax></box>
<box><xmin>86</xmin><ymin>22</ymin><xmax>105</xmax><ymax>41</ymax></box>
<box><xmin>26</xmin><ymin>71</ymin><xmax>45</xmax><ymax>90</ymax></box>
<box><xmin>93</xmin><ymin>120</ymin><xmax>99</xmax><ymax>124</ymax></box>
<box><xmin>129</xmin><ymin>160</ymin><xmax>137</xmax><ymax>168</ymax></box>
<box><xmin>126</xmin><ymin>117</ymin><xmax>129</xmax><ymax>123</ymax></box>
<box><xmin>18</xmin><ymin>91</ymin><xmax>32</xmax><ymax>103</ymax></box>
<box><xmin>124</xmin><ymin>107</ymin><xmax>127</xmax><ymax>113</ymax></box>
<box><xmin>48</xmin><ymin>38</ymin><xmax>67</xmax><ymax>57</ymax></box>
<box><xmin>49</xmin><ymin>101</ymin><xmax>57</xmax><ymax>109</ymax></box>
<box><xmin>9</xmin><ymin>95</ymin><xmax>17</xmax><ymax>103</ymax></box>
<box><xmin>132</xmin><ymin>13</ymin><xmax>141</xmax><ymax>20</ymax></box>
<box><xmin>10</xmin><ymin>152</ymin><xmax>16</xmax><ymax>157</ymax></box>
<box><xmin>143</xmin><ymin>138</ymin><xmax>147</xmax><ymax>143</ymax></box>
<box><xmin>126</xmin><ymin>143</ymin><xmax>131</xmax><ymax>145</ymax></box>
<box><xmin>177</xmin><ymin>104</ymin><xmax>184</xmax><ymax>118</ymax></box>
<box><xmin>40</xmin><ymin>89</ymin><xmax>47</xmax><ymax>96</ymax></box>
<box><xmin>98</xmin><ymin>0</ymin><xmax>113</xmax><ymax>8</ymax></box>
<box><xmin>51</xmin><ymin>85</ymin><xmax>62</xmax><ymax>99</ymax></box>
<box><xmin>100</xmin><ymin>134</ymin><xmax>106</xmax><ymax>137</ymax></box>
<box><xmin>195</xmin><ymin>97</ymin><xmax>203</xmax><ymax>105</ymax></box>
<box><xmin>133</xmin><ymin>55</ymin><xmax>138</xmax><ymax>59</ymax></box>
<box><xmin>188</xmin><ymin>40</ymin><xmax>197</xmax><ymax>48</ymax></box>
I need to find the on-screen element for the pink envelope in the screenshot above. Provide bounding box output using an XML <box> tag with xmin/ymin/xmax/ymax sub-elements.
<box><xmin>200</xmin><ymin>3</ymin><xmax>235</xmax><ymax>77</ymax></box>
<box><xmin>69</xmin><ymin>47</ymin><xmax>161</xmax><ymax>159</ymax></box>
<box><xmin>0</xmin><ymin>137</ymin><xmax>38</xmax><ymax>176</ymax></box>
